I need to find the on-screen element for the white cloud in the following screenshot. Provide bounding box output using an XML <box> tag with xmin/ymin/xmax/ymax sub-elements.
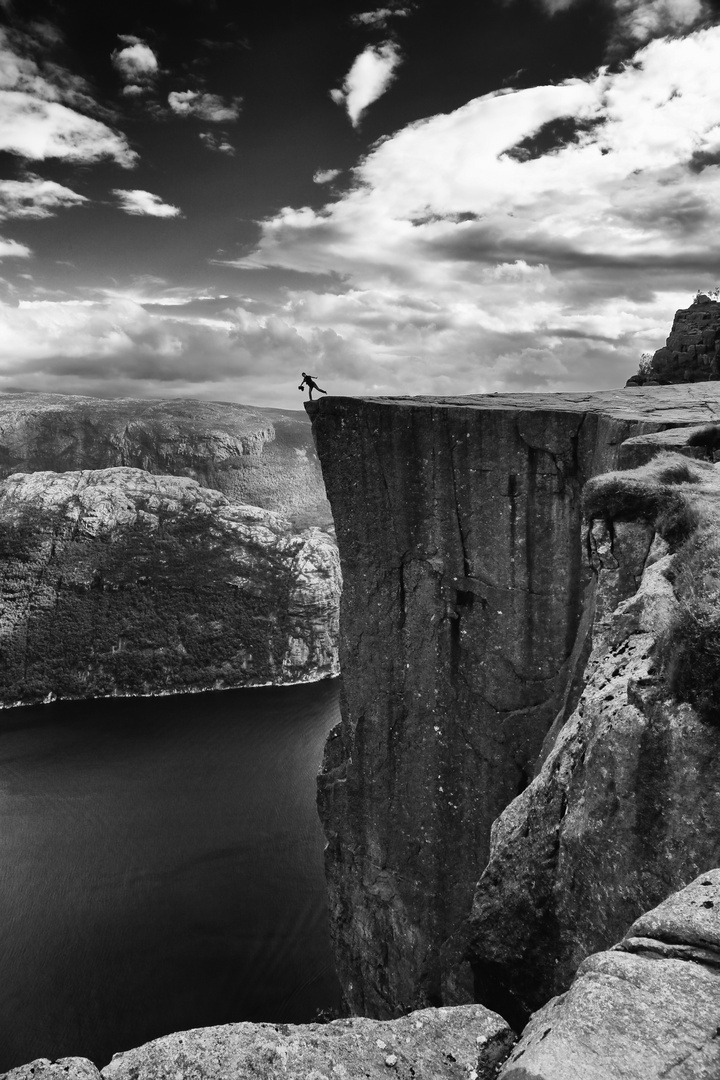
<box><xmin>0</xmin><ymin>296</ymin><xmax>358</xmax><ymax>406</ymax></box>
<box><xmin>331</xmin><ymin>42</ymin><xmax>402</xmax><ymax>126</ymax></box>
<box><xmin>0</xmin><ymin>28</ymin><xmax>137</xmax><ymax>166</ymax></box>
<box><xmin>351</xmin><ymin>8</ymin><xmax>411</xmax><ymax>27</ymax></box>
<box><xmin>313</xmin><ymin>168</ymin><xmax>341</xmax><ymax>184</ymax></box>
<box><xmin>112</xmin><ymin>189</ymin><xmax>183</xmax><ymax>217</ymax></box>
<box><xmin>218</xmin><ymin>26</ymin><xmax>720</xmax><ymax>395</ymax></box>
<box><xmin>536</xmin><ymin>0</ymin><xmax>710</xmax><ymax>45</ymax></box>
<box><xmin>168</xmin><ymin>90</ymin><xmax>242</xmax><ymax>122</ymax></box>
<box><xmin>0</xmin><ymin>93</ymin><xmax>137</xmax><ymax>165</ymax></box>
<box><xmin>0</xmin><ymin>237</ymin><xmax>31</xmax><ymax>260</ymax></box>
<box><xmin>199</xmin><ymin>131</ymin><xmax>235</xmax><ymax>154</ymax></box>
<box><xmin>0</xmin><ymin>176</ymin><xmax>87</xmax><ymax>220</ymax></box>
<box><xmin>111</xmin><ymin>38</ymin><xmax>159</xmax><ymax>93</ymax></box>
<box><xmin>612</xmin><ymin>0</ymin><xmax>709</xmax><ymax>43</ymax></box>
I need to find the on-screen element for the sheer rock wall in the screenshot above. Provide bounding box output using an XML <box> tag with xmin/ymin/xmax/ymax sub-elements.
<box><xmin>306</xmin><ymin>386</ymin><xmax>720</xmax><ymax>1019</ymax></box>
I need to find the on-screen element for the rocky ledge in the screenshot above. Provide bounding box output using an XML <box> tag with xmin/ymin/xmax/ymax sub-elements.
<box><xmin>0</xmin><ymin>467</ymin><xmax>339</xmax><ymax>705</ymax></box>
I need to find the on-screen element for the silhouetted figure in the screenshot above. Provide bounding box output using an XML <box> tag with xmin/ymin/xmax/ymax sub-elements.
<box><xmin>298</xmin><ymin>372</ymin><xmax>327</xmax><ymax>400</ymax></box>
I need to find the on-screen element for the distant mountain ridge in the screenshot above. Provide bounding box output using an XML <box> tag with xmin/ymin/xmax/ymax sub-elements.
<box><xmin>0</xmin><ymin>393</ymin><xmax>339</xmax><ymax>706</ymax></box>
<box><xmin>0</xmin><ymin>393</ymin><xmax>332</xmax><ymax>530</ymax></box>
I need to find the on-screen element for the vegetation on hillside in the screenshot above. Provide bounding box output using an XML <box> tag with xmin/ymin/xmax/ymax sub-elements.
<box><xmin>0</xmin><ymin>501</ymin><xmax>316</xmax><ymax>705</ymax></box>
<box><xmin>583</xmin><ymin>451</ymin><xmax>720</xmax><ymax>724</ymax></box>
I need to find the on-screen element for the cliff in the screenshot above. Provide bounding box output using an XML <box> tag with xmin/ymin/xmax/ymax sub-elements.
<box><xmin>306</xmin><ymin>384</ymin><xmax>720</xmax><ymax>1018</ymax></box>
<box><xmin>467</xmin><ymin>443</ymin><xmax>720</xmax><ymax>1023</ymax></box>
<box><xmin>627</xmin><ymin>295</ymin><xmax>720</xmax><ymax>386</ymax></box>
<box><xmin>0</xmin><ymin>393</ymin><xmax>331</xmax><ymax>529</ymax></box>
<box><xmin>0</xmin><ymin>468</ymin><xmax>339</xmax><ymax>705</ymax></box>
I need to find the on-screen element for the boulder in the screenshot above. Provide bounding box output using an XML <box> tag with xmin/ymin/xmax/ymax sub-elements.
<box><xmin>1</xmin><ymin>1061</ymin><xmax>100</xmax><ymax>1080</ymax></box>
<box><xmin>100</xmin><ymin>1005</ymin><xmax>515</xmax><ymax>1080</ymax></box>
<box><xmin>498</xmin><ymin>870</ymin><xmax>720</xmax><ymax>1080</ymax></box>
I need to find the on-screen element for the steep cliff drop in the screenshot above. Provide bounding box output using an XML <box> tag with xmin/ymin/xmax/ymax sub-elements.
<box><xmin>306</xmin><ymin>386</ymin><xmax>720</xmax><ymax>1020</ymax></box>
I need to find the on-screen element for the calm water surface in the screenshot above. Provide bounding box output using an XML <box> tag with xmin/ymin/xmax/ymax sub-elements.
<box><xmin>0</xmin><ymin>678</ymin><xmax>342</xmax><ymax>1071</ymax></box>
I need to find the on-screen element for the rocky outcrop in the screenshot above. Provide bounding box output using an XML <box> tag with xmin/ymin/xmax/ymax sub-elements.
<box><xmin>0</xmin><ymin>1005</ymin><xmax>515</xmax><ymax>1080</ymax></box>
<box><xmin>498</xmin><ymin>869</ymin><xmax>720</xmax><ymax>1079</ymax></box>
<box><xmin>467</xmin><ymin>446</ymin><xmax>720</xmax><ymax>1022</ymax></box>
<box><xmin>0</xmin><ymin>394</ymin><xmax>331</xmax><ymax>528</ymax></box>
<box><xmin>306</xmin><ymin>386</ymin><xmax>720</xmax><ymax>1019</ymax></box>
<box><xmin>627</xmin><ymin>295</ymin><xmax>720</xmax><ymax>386</ymax></box>
<box><xmin>0</xmin><ymin>468</ymin><xmax>339</xmax><ymax>705</ymax></box>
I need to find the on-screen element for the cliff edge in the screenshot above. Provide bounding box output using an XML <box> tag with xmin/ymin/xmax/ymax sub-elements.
<box><xmin>307</xmin><ymin>384</ymin><xmax>720</xmax><ymax>1018</ymax></box>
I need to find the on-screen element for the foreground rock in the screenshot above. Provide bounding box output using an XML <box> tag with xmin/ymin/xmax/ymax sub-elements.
<box><xmin>0</xmin><ymin>393</ymin><xmax>331</xmax><ymax>529</ymax></box>
<box><xmin>1</xmin><ymin>1063</ymin><xmax>101</xmax><ymax>1080</ymax></box>
<box><xmin>101</xmin><ymin>1005</ymin><xmax>514</xmax><ymax>1080</ymax></box>
<box><xmin>468</xmin><ymin>446</ymin><xmax>720</xmax><ymax>1021</ymax></box>
<box><xmin>0</xmin><ymin>468</ymin><xmax>339</xmax><ymax>705</ymax></box>
<box><xmin>0</xmin><ymin>1005</ymin><xmax>515</xmax><ymax>1080</ymax></box>
<box><xmin>307</xmin><ymin>386</ymin><xmax>720</xmax><ymax>1017</ymax></box>
<box><xmin>499</xmin><ymin>870</ymin><xmax>720</xmax><ymax>1079</ymax></box>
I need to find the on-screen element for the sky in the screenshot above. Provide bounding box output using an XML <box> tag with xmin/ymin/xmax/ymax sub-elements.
<box><xmin>1</xmin><ymin>0</ymin><xmax>720</xmax><ymax>409</ymax></box>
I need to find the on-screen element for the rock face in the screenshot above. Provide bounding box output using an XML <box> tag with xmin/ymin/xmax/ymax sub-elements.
<box><xmin>0</xmin><ymin>468</ymin><xmax>339</xmax><ymax>704</ymax></box>
<box><xmin>0</xmin><ymin>1004</ymin><xmax>515</xmax><ymax>1080</ymax></box>
<box><xmin>100</xmin><ymin>1004</ymin><xmax>514</xmax><ymax>1080</ymax></box>
<box><xmin>627</xmin><ymin>295</ymin><xmax>720</xmax><ymax>386</ymax></box>
<box><xmin>498</xmin><ymin>869</ymin><xmax>720</xmax><ymax>1079</ymax></box>
<box><xmin>0</xmin><ymin>394</ymin><xmax>331</xmax><ymax>528</ymax></box>
<box><xmin>306</xmin><ymin>386</ymin><xmax>720</xmax><ymax>1019</ymax></box>
<box><xmin>467</xmin><ymin>445</ymin><xmax>720</xmax><ymax>1022</ymax></box>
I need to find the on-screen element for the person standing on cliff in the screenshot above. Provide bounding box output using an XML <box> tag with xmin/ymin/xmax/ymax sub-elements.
<box><xmin>298</xmin><ymin>372</ymin><xmax>327</xmax><ymax>400</ymax></box>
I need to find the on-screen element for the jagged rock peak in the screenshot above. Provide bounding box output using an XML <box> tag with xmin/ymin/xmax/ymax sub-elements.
<box><xmin>627</xmin><ymin>294</ymin><xmax>720</xmax><ymax>386</ymax></box>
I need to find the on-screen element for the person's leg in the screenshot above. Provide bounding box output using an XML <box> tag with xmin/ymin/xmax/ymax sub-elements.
<box><xmin>309</xmin><ymin>387</ymin><xmax>314</xmax><ymax>399</ymax></box>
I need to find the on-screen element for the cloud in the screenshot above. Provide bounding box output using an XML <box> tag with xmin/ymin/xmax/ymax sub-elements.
<box><xmin>111</xmin><ymin>37</ymin><xmax>159</xmax><ymax>95</ymax></box>
<box><xmin>218</xmin><ymin>26</ymin><xmax>720</xmax><ymax>395</ymax></box>
<box><xmin>350</xmin><ymin>7</ymin><xmax>411</xmax><ymax>27</ymax></box>
<box><xmin>330</xmin><ymin>42</ymin><xmax>402</xmax><ymax>126</ymax></box>
<box><xmin>0</xmin><ymin>27</ymin><xmax>137</xmax><ymax>166</ymax></box>
<box><xmin>112</xmin><ymin>190</ymin><xmax>183</xmax><ymax>217</ymax></box>
<box><xmin>610</xmin><ymin>0</ymin><xmax>710</xmax><ymax>45</ymax></box>
<box><xmin>168</xmin><ymin>90</ymin><xmax>242</xmax><ymax>122</ymax></box>
<box><xmin>0</xmin><ymin>176</ymin><xmax>87</xmax><ymax>220</ymax></box>
<box><xmin>535</xmin><ymin>0</ymin><xmax>710</xmax><ymax>47</ymax></box>
<box><xmin>313</xmin><ymin>168</ymin><xmax>341</xmax><ymax>184</ymax></box>
<box><xmin>199</xmin><ymin>131</ymin><xmax>235</xmax><ymax>154</ymax></box>
<box><xmin>0</xmin><ymin>296</ymin><xmax>360</xmax><ymax>406</ymax></box>
<box><xmin>0</xmin><ymin>237</ymin><xmax>31</xmax><ymax>259</ymax></box>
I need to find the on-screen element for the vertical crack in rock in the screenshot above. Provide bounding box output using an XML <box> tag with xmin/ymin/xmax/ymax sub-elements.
<box><xmin>306</xmin><ymin>389</ymin><xmax>720</xmax><ymax>1023</ymax></box>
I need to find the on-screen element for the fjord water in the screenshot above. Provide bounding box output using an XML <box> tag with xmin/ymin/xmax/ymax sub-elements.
<box><xmin>0</xmin><ymin>678</ymin><xmax>342</xmax><ymax>1071</ymax></box>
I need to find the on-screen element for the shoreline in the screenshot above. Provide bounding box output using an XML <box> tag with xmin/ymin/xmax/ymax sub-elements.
<box><xmin>0</xmin><ymin>665</ymin><xmax>341</xmax><ymax>712</ymax></box>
